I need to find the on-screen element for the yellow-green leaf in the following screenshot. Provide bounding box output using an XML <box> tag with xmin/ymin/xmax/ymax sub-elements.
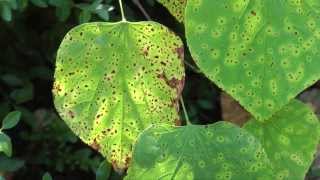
<box><xmin>53</xmin><ymin>21</ymin><xmax>185</xmax><ymax>170</ymax></box>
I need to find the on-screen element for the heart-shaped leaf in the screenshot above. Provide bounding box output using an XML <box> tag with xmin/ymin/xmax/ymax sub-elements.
<box><xmin>185</xmin><ymin>0</ymin><xmax>320</xmax><ymax>121</ymax></box>
<box><xmin>244</xmin><ymin>100</ymin><xmax>320</xmax><ymax>180</ymax></box>
<box><xmin>53</xmin><ymin>21</ymin><xmax>185</xmax><ymax>170</ymax></box>
<box><xmin>126</xmin><ymin>122</ymin><xmax>274</xmax><ymax>179</ymax></box>
<box><xmin>157</xmin><ymin>0</ymin><xmax>187</xmax><ymax>22</ymax></box>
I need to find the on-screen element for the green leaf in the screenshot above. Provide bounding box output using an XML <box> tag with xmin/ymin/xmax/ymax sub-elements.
<box><xmin>42</xmin><ymin>172</ymin><xmax>52</xmax><ymax>180</ymax></box>
<box><xmin>2</xmin><ymin>111</ymin><xmax>21</xmax><ymax>130</ymax></box>
<box><xmin>96</xmin><ymin>160</ymin><xmax>111</xmax><ymax>180</ymax></box>
<box><xmin>78</xmin><ymin>10</ymin><xmax>91</xmax><ymax>24</ymax></box>
<box><xmin>185</xmin><ymin>0</ymin><xmax>320</xmax><ymax>121</ymax></box>
<box><xmin>56</xmin><ymin>6</ymin><xmax>71</xmax><ymax>22</ymax></box>
<box><xmin>9</xmin><ymin>82</ymin><xmax>34</xmax><ymax>104</ymax></box>
<box><xmin>48</xmin><ymin>0</ymin><xmax>71</xmax><ymax>21</ymax></box>
<box><xmin>244</xmin><ymin>100</ymin><xmax>320</xmax><ymax>180</ymax></box>
<box><xmin>0</xmin><ymin>156</ymin><xmax>24</xmax><ymax>172</ymax></box>
<box><xmin>8</xmin><ymin>0</ymin><xmax>18</xmax><ymax>10</ymax></box>
<box><xmin>95</xmin><ymin>6</ymin><xmax>109</xmax><ymax>21</ymax></box>
<box><xmin>157</xmin><ymin>0</ymin><xmax>186</xmax><ymax>22</ymax></box>
<box><xmin>16</xmin><ymin>0</ymin><xmax>28</xmax><ymax>10</ymax></box>
<box><xmin>30</xmin><ymin>0</ymin><xmax>47</xmax><ymax>7</ymax></box>
<box><xmin>126</xmin><ymin>122</ymin><xmax>274</xmax><ymax>179</ymax></box>
<box><xmin>1</xmin><ymin>74</ymin><xmax>23</xmax><ymax>87</ymax></box>
<box><xmin>0</xmin><ymin>132</ymin><xmax>12</xmax><ymax>157</ymax></box>
<box><xmin>1</xmin><ymin>3</ymin><xmax>12</xmax><ymax>22</ymax></box>
<box><xmin>53</xmin><ymin>21</ymin><xmax>185</xmax><ymax>170</ymax></box>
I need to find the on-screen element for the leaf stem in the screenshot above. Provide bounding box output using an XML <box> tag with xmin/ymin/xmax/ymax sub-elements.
<box><xmin>118</xmin><ymin>0</ymin><xmax>126</xmax><ymax>22</ymax></box>
<box><xmin>184</xmin><ymin>61</ymin><xmax>202</xmax><ymax>74</ymax></box>
<box><xmin>133</xmin><ymin>0</ymin><xmax>152</xmax><ymax>20</ymax></box>
<box><xmin>180</xmin><ymin>97</ymin><xmax>191</xmax><ymax>125</ymax></box>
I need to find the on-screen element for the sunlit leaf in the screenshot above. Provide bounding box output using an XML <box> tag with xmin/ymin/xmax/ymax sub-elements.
<box><xmin>185</xmin><ymin>0</ymin><xmax>320</xmax><ymax>121</ymax></box>
<box><xmin>244</xmin><ymin>100</ymin><xmax>320</xmax><ymax>180</ymax></box>
<box><xmin>126</xmin><ymin>122</ymin><xmax>274</xmax><ymax>179</ymax></box>
<box><xmin>53</xmin><ymin>21</ymin><xmax>185</xmax><ymax>170</ymax></box>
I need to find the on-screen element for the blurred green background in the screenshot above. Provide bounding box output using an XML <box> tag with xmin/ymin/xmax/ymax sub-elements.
<box><xmin>0</xmin><ymin>0</ymin><xmax>319</xmax><ymax>179</ymax></box>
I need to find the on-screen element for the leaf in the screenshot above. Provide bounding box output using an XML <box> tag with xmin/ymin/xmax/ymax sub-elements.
<box><xmin>126</xmin><ymin>122</ymin><xmax>274</xmax><ymax>179</ymax></box>
<box><xmin>9</xmin><ymin>82</ymin><xmax>34</xmax><ymax>104</ymax></box>
<box><xmin>185</xmin><ymin>0</ymin><xmax>320</xmax><ymax>121</ymax></box>
<box><xmin>48</xmin><ymin>0</ymin><xmax>72</xmax><ymax>21</ymax></box>
<box><xmin>8</xmin><ymin>0</ymin><xmax>18</xmax><ymax>10</ymax></box>
<box><xmin>53</xmin><ymin>21</ymin><xmax>185</xmax><ymax>170</ymax></box>
<box><xmin>0</xmin><ymin>156</ymin><xmax>24</xmax><ymax>172</ymax></box>
<box><xmin>56</xmin><ymin>6</ymin><xmax>71</xmax><ymax>22</ymax></box>
<box><xmin>96</xmin><ymin>160</ymin><xmax>111</xmax><ymax>180</ymax></box>
<box><xmin>95</xmin><ymin>5</ymin><xmax>109</xmax><ymax>21</ymax></box>
<box><xmin>157</xmin><ymin>0</ymin><xmax>186</xmax><ymax>22</ymax></box>
<box><xmin>78</xmin><ymin>10</ymin><xmax>91</xmax><ymax>24</ymax></box>
<box><xmin>1</xmin><ymin>3</ymin><xmax>12</xmax><ymax>22</ymax></box>
<box><xmin>0</xmin><ymin>132</ymin><xmax>12</xmax><ymax>157</ymax></box>
<box><xmin>1</xmin><ymin>74</ymin><xmax>23</xmax><ymax>87</ymax></box>
<box><xmin>244</xmin><ymin>100</ymin><xmax>320</xmax><ymax>180</ymax></box>
<box><xmin>2</xmin><ymin>111</ymin><xmax>21</xmax><ymax>130</ymax></box>
<box><xmin>30</xmin><ymin>0</ymin><xmax>48</xmax><ymax>7</ymax></box>
<box><xmin>42</xmin><ymin>172</ymin><xmax>53</xmax><ymax>180</ymax></box>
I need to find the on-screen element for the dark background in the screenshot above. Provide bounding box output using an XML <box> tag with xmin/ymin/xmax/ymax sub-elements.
<box><xmin>0</xmin><ymin>0</ymin><xmax>319</xmax><ymax>179</ymax></box>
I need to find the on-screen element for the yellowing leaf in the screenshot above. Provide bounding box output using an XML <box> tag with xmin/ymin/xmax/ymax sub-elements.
<box><xmin>157</xmin><ymin>0</ymin><xmax>187</xmax><ymax>22</ymax></box>
<box><xmin>53</xmin><ymin>21</ymin><xmax>185</xmax><ymax>170</ymax></box>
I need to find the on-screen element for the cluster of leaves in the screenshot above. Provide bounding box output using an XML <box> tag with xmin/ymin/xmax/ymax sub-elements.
<box><xmin>0</xmin><ymin>0</ymin><xmax>113</xmax><ymax>23</ymax></box>
<box><xmin>53</xmin><ymin>0</ymin><xmax>320</xmax><ymax>179</ymax></box>
<box><xmin>2</xmin><ymin>0</ymin><xmax>209</xmax><ymax>179</ymax></box>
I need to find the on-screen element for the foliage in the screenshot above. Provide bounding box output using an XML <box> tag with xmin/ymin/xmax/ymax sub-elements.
<box><xmin>1</xmin><ymin>0</ymin><xmax>320</xmax><ymax>179</ymax></box>
<box><xmin>0</xmin><ymin>111</ymin><xmax>21</xmax><ymax>157</ymax></box>
<box><xmin>126</xmin><ymin>122</ymin><xmax>273</xmax><ymax>179</ymax></box>
<box><xmin>185</xmin><ymin>0</ymin><xmax>320</xmax><ymax>121</ymax></box>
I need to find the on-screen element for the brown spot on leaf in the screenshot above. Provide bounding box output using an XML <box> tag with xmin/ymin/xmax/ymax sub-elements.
<box><xmin>175</xmin><ymin>119</ymin><xmax>182</xmax><ymax>126</ymax></box>
<box><xmin>90</xmin><ymin>138</ymin><xmax>100</xmax><ymax>150</ymax></box>
<box><xmin>175</xmin><ymin>46</ymin><xmax>184</xmax><ymax>61</ymax></box>
<box><xmin>68</xmin><ymin>110</ymin><xmax>75</xmax><ymax>119</ymax></box>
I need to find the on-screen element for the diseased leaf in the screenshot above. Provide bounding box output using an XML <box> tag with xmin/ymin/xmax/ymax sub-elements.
<box><xmin>185</xmin><ymin>0</ymin><xmax>320</xmax><ymax>121</ymax></box>
<box><xmin>244</xmin><ymin>100</ymin><xmax>320</xmax><ymax>180</ymax></box>
<box><xmin>126</xmin><ymin>122</ymin><xmax>274</xmax><ymax>179</ymax></box>
<box><xmin>157</xmin><ymin>0</ymin><xmax>186</xmax><ymax>22</ymax></box>
<box><xmin>53</xmin><ymin>21</ymin><xmax>185</xmax><ymax>170</ymax></box>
